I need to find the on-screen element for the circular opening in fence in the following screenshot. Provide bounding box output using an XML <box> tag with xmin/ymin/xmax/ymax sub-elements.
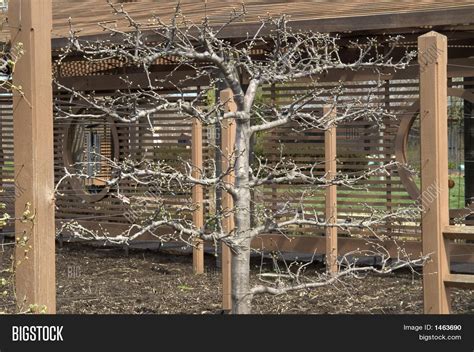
<box><xmin>396</xmin><ymin>88</ymin><xmax>474</xmax><ymax>209</ymax></box>
<box><xmin>63</xmin><ymin>115</ymin><xmax>119</xmax><ymax>203</ymax></box>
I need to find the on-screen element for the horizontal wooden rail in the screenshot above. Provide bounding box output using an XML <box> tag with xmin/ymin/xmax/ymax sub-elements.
<box><xmin>442</xmin><ymin>226</ymin><xmax>474</xmax><ymax>291</ymax></box>
<box><xmin>443</xmin><ymin>225</ymin><xmax>474</xmax><ymax>240</ymax></box>
<box><xmin>57</xmin><ymin>220</ymin><xmax>474</xmax><ymax>265</ymax></box>
<box><xmin>444</xmin><ymin>274</ymin><xmax>474</xmax><ymax>289</ymax></box>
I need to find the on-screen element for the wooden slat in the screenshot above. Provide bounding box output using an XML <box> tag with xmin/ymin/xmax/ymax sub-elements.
<box><xmin>220</xmin><ymin>88</ymin><xmax>236</xmax><ymax>312</ymax></box>
<box><xmin>444</xmin><ymin>274</ymin><xmax>474</xmax><ymax>289</ymax></box>
<box><xmin>443</xmin><ymin>225</ymin><xmax>474</xmax><ymax>240</ymax></box>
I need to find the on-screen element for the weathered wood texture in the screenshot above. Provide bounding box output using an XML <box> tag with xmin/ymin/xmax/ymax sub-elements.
<box><xmin>48</xmin><ymin>1</ymin><xmax>474</xmax><ymax>40</ymax></box>
<box><xmin>10</xmin><ymin>0</ymin><xmax>56</xmax><ymax>313</ymax></box>
<box><xmin>2</xmin><ymin>1</ymin><xmax>472</xmax><ymax>43</ymax></box>
<box><xmin>419</xmin><ymin>31</ymin><xmax>451</xmax><ymax>314</ymax></box>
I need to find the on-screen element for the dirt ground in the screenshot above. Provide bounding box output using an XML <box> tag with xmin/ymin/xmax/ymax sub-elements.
<box><xmin>0</xmin><ymin>242</ymin><xmax>472</xmax><ymax>314</ymax></box>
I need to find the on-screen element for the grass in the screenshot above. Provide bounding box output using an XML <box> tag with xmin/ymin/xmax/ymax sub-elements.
<box><xmin>448</xmin><ymin>175</ymin><xmax>465</xmax><ymax>209</ymax></box>
<box><xmin>413</xmin><ymin>175</ymin><xmax>465</xmax><ymax>209</ymax></box>
<box><xmin>1</xmin><ymin>161</ymin><xmax>14</xmax><ymax>172</ymax></box>
<box><xmin>263</xmin><ymin>174</ymin><xmax>466</xmax><ymax>212</ymax></box>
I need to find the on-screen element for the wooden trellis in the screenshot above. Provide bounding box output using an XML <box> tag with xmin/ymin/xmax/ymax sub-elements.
<box><xmin>1</xmin><ymin>2</ymin><xmax>473</xmax><ymax>314</ymax></box>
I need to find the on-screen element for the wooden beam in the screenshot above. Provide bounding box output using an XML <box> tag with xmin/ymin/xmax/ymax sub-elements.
<box><xmin>419</xmin><ymin>31</ymin><xmax>450</xmax><ymax>314</ymax></box>
<box><xmin>324</xmin><ymin>106</ymin><xmax>337</xmax><ymax>274</ymax></box>
<box><xmin>192</xmin><ymin>118</ymin><xmax>204</xmax><ymax>274</ymax></box>
<box><xmin>50</xmin><ymin>7</ymin><xmax>474</xmax><ymax>49</ymax></box>
<box><xmin>207</xmin><ymin>7</ymin><xmax>474</xmax><ymax>38</ymax></box>
<box><xmin>54</xmin><ymin>56</ymin><xmax>474</xmax><ymax>95</ymax></box>
<box><xmin>10</xmin><ymin>0</ymin><xmax>56</xmax><ymax>313</ymax></box>
<box><xmin>217</xmin><ymin>7</ymin><xmax>474</xmax><ymax>38</ymax></box>
<box><xmin>220</xmin><ymin>88</ymin><xmax>236</xmax><ymax>312</ymax></box>
<box><xmin>55</xmin><ymin>69</ymin><xmax>210</xmax><ymax>92</ymax></box>
<box><xmin>443</xmin><ymin>225</ymin><xmax>474</xmax><ymax>240</ymax></box>
<box><xmin>251</xmin><ymin>235</ymin><xmax>423</xmax><ymax>260</ymax></box>
<box><xmin>444</xmin><ymin>274</ymin><xmax>474</xmax><ymax>289</ymax></box>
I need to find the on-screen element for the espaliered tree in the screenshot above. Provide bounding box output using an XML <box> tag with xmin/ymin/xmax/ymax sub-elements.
<box><xmin>0</xmin><ymin>40</ymin><xmax>23</xmax><ymax>228</ymax></box>
<box><xmin>55</xmin><ymin>1</ymin><xmax>426</xmax><ymax>314</ymax></box>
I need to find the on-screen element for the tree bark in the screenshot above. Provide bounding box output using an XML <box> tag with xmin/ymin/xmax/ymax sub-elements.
<box><xmin>231</xmin><ymin>119</ymin><xmax>253</xmax><ymax>314</ymax></box>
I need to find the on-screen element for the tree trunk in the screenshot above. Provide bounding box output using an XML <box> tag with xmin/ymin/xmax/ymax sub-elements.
<box><xmin>231</xmin><ymin>235</ymin><xmax>252</xmax><ymax>313</ymax></box>
<box><xmin>231</xmin><ymin>121</ymin><xmax>253</xmax><ymax>314</ymax></box>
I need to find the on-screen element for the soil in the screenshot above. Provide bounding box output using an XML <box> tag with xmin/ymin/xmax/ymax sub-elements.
<box><xmin>0</xmin><ymin>242</ymin><xmax>472</xmax><ymax>314</ymax></box>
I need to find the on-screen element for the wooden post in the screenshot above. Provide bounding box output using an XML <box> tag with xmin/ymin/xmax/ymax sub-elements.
<box><xmin>464</xmin><ymin>77</ymin><xmax>474</xmax><ymax>209</ymax></box>
<box><xmin>10</xmin><ymin>0</ymin><xmax>56</xmax><ymax>313</ymax></box>
<box><xmin>419</xmin><ymin>31</ymin><xmax>450</xmax><ymax>314</ymax></box>
<box><xmin>270</xmin><ymin>84</ymin><xmax>278</xmax><ymax>212</ymax></box>
<box><xmin>384</xmin><ymin>81</ymin><xmax>393</xmax><ymax>234</ymax></box>
<box><xmin>220</xmin><ymin>88</ymin><xmax>236</xmax><ymax>311</ymax></box>
<box><xmin>324</xmin><ymin>106</ymin><xmax>338</xmax><ymax>274</ymax></box>
<box><xmin>192</xmin><ymin>118</ymin><xmax>204</xmax><ymax>274</ymax></box>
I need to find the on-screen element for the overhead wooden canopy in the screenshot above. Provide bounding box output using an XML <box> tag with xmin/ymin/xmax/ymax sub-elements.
<box><xmin>51</xmin><ymin>0</ymin><xmax>474</xmax><ymax>36</ymax></box>
<box><xmin>1</xmin><ymin>1</ymin><xmax>474</xmax><ymax>44</ymax></box>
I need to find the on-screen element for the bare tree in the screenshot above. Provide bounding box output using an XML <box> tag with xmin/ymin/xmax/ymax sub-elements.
<box><xmin>0</xmin><ymin>36</ymin><xmax>46</xmax><ymax>314</ymax></box>
<box><xmin>0</xmin><ymin>39</ymin><xmax>23</xmax><ymax>227</ymax></box>
<box><xmin>54</xmin><ymin>1</ymin><xmax>425</xmax><ymax>314</ymax></box>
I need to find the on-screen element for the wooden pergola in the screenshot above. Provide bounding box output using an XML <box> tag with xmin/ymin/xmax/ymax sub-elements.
<box><xmin>3</xmin><ymin>0</ymin><xmax>474</xmax><ymax>314</ymax></box>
